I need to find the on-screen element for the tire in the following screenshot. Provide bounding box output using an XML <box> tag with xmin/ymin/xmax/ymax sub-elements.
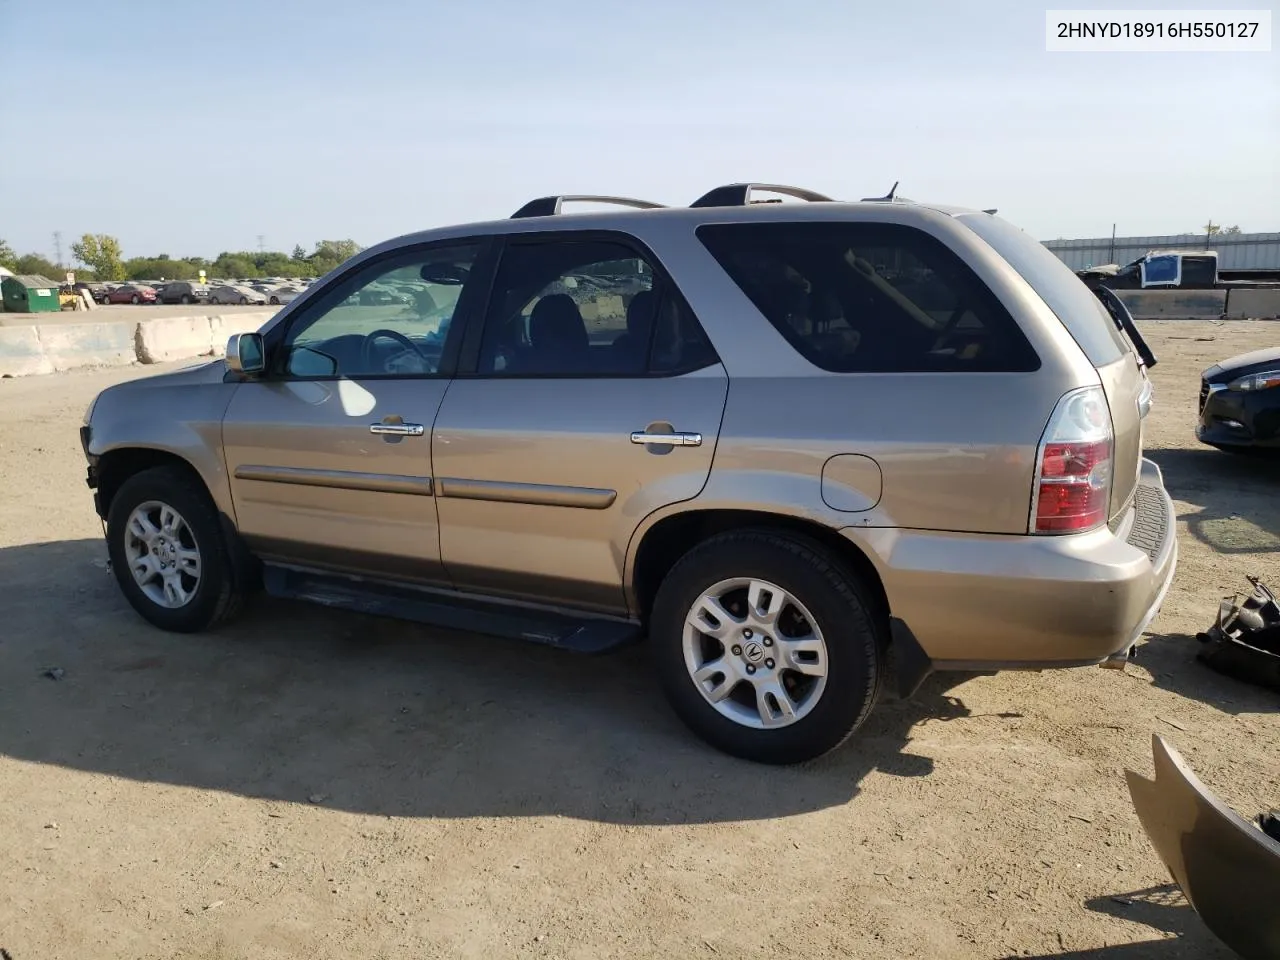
<box><xmin>650</xmin><ymin>530</ymin><xmax>883</xmax><ymax>764</ymax></box>
<box><xmin>269</xmin><ymin>296</ymin><xmax>279</xmax><ymax>305</ymax></box>
<box><xmin>131</xmin><ymin>294</ymin><xmax>141</xmax><ymax>304</ymax></box>
<box><xmin>239</xmin><ymin>296</ymin><xmax>248</xmax><ymax>305</ymax></box>
<box><xmin>106</xmin><ymin>465</ymin><xmax>245</xmax><ymax>633</ymax></box>
<box><xmin>181</xmin><ymin>294</ymin><xmax>192</xmax><ymax>304</ymax></box>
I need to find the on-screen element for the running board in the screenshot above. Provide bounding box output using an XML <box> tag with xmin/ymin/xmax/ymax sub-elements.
<box><xmin>262</xmin><ymin>564</ymin><xmax>642</xmax><ymax>654</ymax></box>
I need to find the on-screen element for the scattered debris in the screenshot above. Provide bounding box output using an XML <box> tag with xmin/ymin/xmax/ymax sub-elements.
<box><xmin>43</xmin><ymin>822</ymin><xmax>57</xmax><ymax>830</ymax></box>
<box><xmin>269</xmin><ymin>860</ymin><xmax>282</xmax><ymax>869</ymax></box>
<box><xmin>307</xmin><ymin>794</ymin><xmax>328</xmax><ymax>805</ymax></box>
<box><xmin>1068</xmin><ymin>814</ymin><xmax>1094</xmax><ymax>824</ymax></box>
<box><xmin>1197</xmin><ymin>576</ymin><xmax>1280</xmax><ymax>693</ymax></box>
<box><xmin>1157</xmin><ymin>717</ymin><xmax>1187</xmax><ymax>732</ymax></box>
<box><xmin>203</xmin><ymin>900</ymin><xmax>224</xmax><ymax>911</ymax></box>
<box><xmin>41</xmin><ymin>667</ymin><xmax>64</xmax><ymax>681</ymax></box>
<box><xmin>1111</xmin><ymin>897</ymin><xmax>1133</xmax><ymax>907</ymax></box>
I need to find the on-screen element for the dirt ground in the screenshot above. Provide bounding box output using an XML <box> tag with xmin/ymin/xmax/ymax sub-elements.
<box><xmin>0</xmin><ymin>321</ymin><xmax>1276</xmax><ymax>960</ymax></box>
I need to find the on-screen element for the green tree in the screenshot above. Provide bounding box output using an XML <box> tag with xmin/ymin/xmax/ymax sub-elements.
<box><xmin>13</xmin><ymin>253</ymin><xmax>63</xmax><ymax>279</ymax></box>
<box><xmin>0</xmin><ymin>239</ymin><xmax>16</xmax><ymax>271</ymax></box>
<box><xmin>70</xmin><ymin>233</ymin><xmax>126</xmax><ymax>281</ymax></box>
<box><xmin>310</xmin><ymin>239</ymin><xmax>362</xmax><ymax>275</ymax></box>
<box><xmin>125</xmin><ymin>257</ymin><xmax>200</xmax><ymax>281</ymax></box>
<box><xmin>211</xmin><ymin>252</ymin><xmax>261</xmax><ymax>279</ymax></box>
<box><xmin>291</xmin><ymin>244</ymin><xmax>308</xmax><ymax>261</ymax></box>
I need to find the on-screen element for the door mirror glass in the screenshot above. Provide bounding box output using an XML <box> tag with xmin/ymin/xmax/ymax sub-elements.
<box><xmin>226</xmin><ymin>332</ymin><xmax>265</xmax><ymax>375</ymax></box>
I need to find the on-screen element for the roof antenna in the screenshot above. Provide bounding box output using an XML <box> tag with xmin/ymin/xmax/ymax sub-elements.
<box><xmin>862</xmin><ymin>181</ymin><xmax>899</xmax><ymax>202</ymax></box>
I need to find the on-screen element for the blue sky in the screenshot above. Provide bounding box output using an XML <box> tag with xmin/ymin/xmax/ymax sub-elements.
<box><xmin>1</xmin><ymin>0</ymin><xmax>1275</xmax><ymax>260</ymax></box>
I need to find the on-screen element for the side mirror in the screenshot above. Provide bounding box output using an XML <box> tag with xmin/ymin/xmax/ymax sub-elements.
<box><xmin>226</xmin><ymin>332</ymin><xmax>265</xmax><ymax>376</ymax></box>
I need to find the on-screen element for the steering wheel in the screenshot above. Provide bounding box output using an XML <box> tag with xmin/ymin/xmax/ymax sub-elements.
<box><xmin>361</xmin><ymin>329</ymin><xmax>430</xmax><ymax>372</ymax></box>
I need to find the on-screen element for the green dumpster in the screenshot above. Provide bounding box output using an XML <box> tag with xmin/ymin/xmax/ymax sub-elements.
<box><xmin>1</xmin><ymin>275</ymin><xmax>62</xmax><ymax>313</ymax></box>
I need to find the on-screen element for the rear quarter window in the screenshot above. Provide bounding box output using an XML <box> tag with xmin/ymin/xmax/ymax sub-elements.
<box><xmin>956</xmin><ymin>213</ymin><xmax>1129</xmax><ymax>367</ymax></box>
<box><xmin>696</xmin><ymin>221</ymin><xmax>1040</xmax><ymax>374</ymax></box>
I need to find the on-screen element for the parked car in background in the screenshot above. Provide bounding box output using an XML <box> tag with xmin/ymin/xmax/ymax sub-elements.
<box><xmin>105</xmin><ymin>284</ymin><xmax>157</xmax><ymax>304</ymax></box>
<box><xmin>265</xmin><ymin>286</ymin><xmax>304</xmax><ymax>306</ymax></box>
<box><xmin>79</xmin><ymin>183</ymin><xmax>1176</xmax><ymax>764</ymax></box>
<box><xmin>74</xmin><ymin>281</ymin><xmax>110</xmax><ymax>303</ymax></box>
<box><xmin>1198</xmin><ymin>346</ymin><xmax>1280</xmax><ymax>453</ymax></box>
<box><xmin>208</xmin><ymin>284</ymin><xmax>268</xmax><ymax>305</ymax></box>
<box><xmin>156</xmin><ymin>281</ymin><xmax>211</xmax><ymax>305</ymax></box>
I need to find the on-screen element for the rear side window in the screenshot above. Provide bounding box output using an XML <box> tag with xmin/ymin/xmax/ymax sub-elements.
<box><xmin>957</xmin><ymin>213</ymin><xmax>1129</xmax><ymax>366</ymax></box>
<box><xmin>697</xmin><ymin>221</ymin><xmax>1039</xmax><ymax>373</ymax></box>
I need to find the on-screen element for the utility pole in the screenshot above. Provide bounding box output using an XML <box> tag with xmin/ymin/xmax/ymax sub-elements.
<box><xmin>1203</xmin><ymin>220</ymin><xmax>1216</xmax><ymax>246</ymax></box>
<box><xmin>257</xmin><ymin>234</ymin><xmax>266</xmax><ymax>254</ymax></box>
<box><xmin>53</xmin><ymin>231</ymin><xmax>63</xmax><ymax>268</ymax></box>
<box><xmin>1108</xmin><ymin>223</ymin><xmax>1116</xmax><ymax>264</ymax></box>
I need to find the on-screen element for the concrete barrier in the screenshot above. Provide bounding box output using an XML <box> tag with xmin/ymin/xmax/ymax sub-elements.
<box><xmin>0</xmin><ymin>326</ymin><xmax>54</xmax><ymax>377</ymax></box>
<box><xmin>37</xmin><ymin>322</ymin><xmax>138</xmax><ymax>373</ymax></box>
<box><xmin>136</xmin><ymin>311</ymin><xmax>276</xmax><ymax>364</ymax></box>
<box><xmin>1225</xmin><ymin>288</ymin><xmax>1280</xmax><ymax>320</ymax></box>
<box><xmin>1</xmin><ymin>310</ymin><xmax>277</xmax><ymax>377</ymax></box>
<box><xmin>135</xmin><ymin>316</ymin><xmax>216</xmax><ymax>364</ymax></box>
<box><xmin>1114</xmin><ymin>289</ymin><xmax>1227</xmax><ymax>320</ymax></box>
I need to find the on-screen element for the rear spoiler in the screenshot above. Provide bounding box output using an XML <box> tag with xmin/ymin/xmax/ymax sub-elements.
<box><xmin>1095</xmin><ymin>286</ymin><xmax>1157</xmax><ymax>370</ymax></box>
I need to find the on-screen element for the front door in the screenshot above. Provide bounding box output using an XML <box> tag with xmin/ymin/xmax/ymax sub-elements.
<box><xmin>432</xmin><ymin>234</ymin><xmax>728</xmax><ymax>614</ymax></box>
<box><xmin>221</xmin><ymin>240</ymin><xmax>484</xmax><ymax>583</ymax></box>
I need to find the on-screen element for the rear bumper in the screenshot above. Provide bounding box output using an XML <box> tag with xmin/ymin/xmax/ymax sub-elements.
<box><xmin>848</xmin><ymin>458</ymin><xmax>1178</xmax><ymax>676</ymax></box>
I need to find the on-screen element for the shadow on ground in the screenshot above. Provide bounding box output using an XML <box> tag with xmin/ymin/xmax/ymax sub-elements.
<box><xmin>0</xmin><ymin>538</ymin><xmax>977</xmax><ymax>825</ymax></box>
<box><xmin>1138</xmin><ymin>632</ymin><xmax>1278</xmax><ymax>714</ymax></box>
<box><xmin>1147</xmin><ymin>448</ymin><xmax>1280</xmax><ymax>556</ymax></box>
<box><xmin>1008</xmin><ymin>885</ymin><xmax>1235</xmax><ymax>959</ymax></box>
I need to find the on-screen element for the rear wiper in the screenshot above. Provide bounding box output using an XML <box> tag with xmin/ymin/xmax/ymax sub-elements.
<box><xmin>1095</xmin><ymin>286</ymin><xmax>1157</xmax><ymax>369</ymax></box>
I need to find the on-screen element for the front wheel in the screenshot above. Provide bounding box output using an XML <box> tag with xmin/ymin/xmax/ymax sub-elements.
<box><xmin>181</xmin><ymin>294</ymin><xmax>192</xmax><ymax>304</ymax></box>
<box><xmin>106</xmin><ymin>466</ymin><xmax>245</xmax><ymax>632</ymax></box>
<box><xmin>131</xmin><ymin>294</ymin><xmax>141</xmax><ymax>304</ymax></box>
<box><xmin>650</xmin><ymin>531</ymin><xmax>883</xmax><ymax>764</ymax></box>
<box><xmin>239</xmin><ymin>296</ymin><xmax>248</xmax><ymax>305</ymax></box>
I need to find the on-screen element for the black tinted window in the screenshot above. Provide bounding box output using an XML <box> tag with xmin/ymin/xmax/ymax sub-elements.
<box><xmin>477</xmin><ymin>238</ymin><xmax>717</xmax><ymax>377</ymax></box>
<box><xmin>698</xmin><ymin>222</ymin><xmax>1039</xmax><ymax>373</ymax></box>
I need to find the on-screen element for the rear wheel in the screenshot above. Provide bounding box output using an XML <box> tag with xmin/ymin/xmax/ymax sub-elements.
<box><xmin>106</xmin><ymin>466</ymin><xmax>245</xmax><ymax>633</ymax></box>
<box><xmin>181</xmin><ymin>294</ymin><xmax>192</xmax><ymax>304</ymax></box>
<box><xmin>650</xmin><ymin>530</ymin><xmax>883</xmax><ymax>764</ymax></box>
<box><xmin>269</xmin><ymin>296</ymin><xmax>280</xmax><ymax>305</ymax></box>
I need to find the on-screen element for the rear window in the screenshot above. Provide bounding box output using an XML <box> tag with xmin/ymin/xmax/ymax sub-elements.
<box><xmin>956</xmin><ymin>213</ymin><xmax>1129</xmax><ymax>366</ymax></box>
<box><xmin>696</xmin><ymin>221</ymin><xmax>1039</xmax><ymax>373</ymax></box>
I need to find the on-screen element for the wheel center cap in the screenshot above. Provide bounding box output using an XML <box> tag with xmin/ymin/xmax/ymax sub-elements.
<box><xmin>742</xmin><ymin>641</ymin><xmax>765</xmax><ymax>664</ymax></box>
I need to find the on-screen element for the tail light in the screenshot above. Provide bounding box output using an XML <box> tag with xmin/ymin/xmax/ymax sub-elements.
<box><xmin>1031</xmin><ymin>385</ymin><xmax>1113</xmax><ymax>534</ymax></box>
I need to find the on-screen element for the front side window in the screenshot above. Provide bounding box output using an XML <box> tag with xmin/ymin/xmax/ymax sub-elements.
<box><xmin>698</xmin><ymin>221</ymin><xmax>1040</xmax><ymax>373</ymax></box>
<box><xmin>279</xmin><ymin>243</ymin><xmax>478</xmax><ymax>379</ymax></box>
<box><xmin>477</xmin><ymin>238</ymin><xmax>717</xmax><ymax>377</ymax></box>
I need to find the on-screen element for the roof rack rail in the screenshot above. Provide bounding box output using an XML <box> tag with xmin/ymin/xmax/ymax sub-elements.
<box><xmin>510</xmin><ymin>195</ymin><xmax>665</xmax><ymax>219</ymax></box>
<box><xmin>689</xmin><ymin>183</ymin><xmax>835</xmax><ymax>208</ymax></box>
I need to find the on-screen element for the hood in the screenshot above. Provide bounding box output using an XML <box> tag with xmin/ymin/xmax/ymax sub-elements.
<box><xmin>1203</xmin><ymin>345</ymin><xmax>1280</xmax><ymax>383</ymax></box>
<box><xmin>101</xmin><ymin>358</ymin><xmax>227</xmax><ymax>398</ymax></box>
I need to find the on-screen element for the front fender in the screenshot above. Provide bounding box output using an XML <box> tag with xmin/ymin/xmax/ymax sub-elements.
<box><xmin>86</xmin><ymin>372</ymin><xmax>240</xmax><ymax>518</ymax></box>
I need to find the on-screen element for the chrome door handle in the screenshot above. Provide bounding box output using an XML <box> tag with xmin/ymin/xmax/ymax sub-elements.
<box><xmin>631</xmin><ymin>431</ymin><xmax>702</xmax><ymax>447</ymax></box>
<box><xmin>370</xmin><ymin>422</ymin><xmax>425</xmax><ymax>437</ymax></box>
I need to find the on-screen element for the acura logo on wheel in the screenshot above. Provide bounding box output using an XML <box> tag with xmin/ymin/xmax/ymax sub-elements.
<box><xmin>743</xmin><ymin>641</ymin><xmax>764</xmax><ymax>663</ymax></box>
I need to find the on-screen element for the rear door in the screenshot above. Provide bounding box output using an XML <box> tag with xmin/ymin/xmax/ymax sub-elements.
<box><xmin>220</xmin><ymin>239</ymin><xmax>487</xmax><ymax>583</ymax></box>
<box><xmin>432</xmin><ymin>233</ymin><xmax>727</xmax><ymax>614</ymax></box>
